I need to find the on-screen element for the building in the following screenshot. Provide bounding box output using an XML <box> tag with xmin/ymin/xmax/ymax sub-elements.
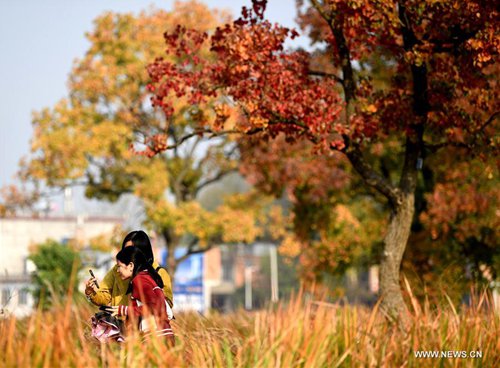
<box><xmin>205</xmin><ymin>243</ymin><xmax>273</xmax><ymax>312</ymax></box>
<box><xmin>165</xmin><ymin>242</ymin><xmax>283</xmax><ymax>314</ymax></box>
<box><xmin>0</xmin><ymin>215</ymin><xmax>122</xmax><ymax>317</ymax></box>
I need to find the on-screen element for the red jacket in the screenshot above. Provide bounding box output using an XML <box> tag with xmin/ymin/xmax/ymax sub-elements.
<box><xmin>117</xmin><ymin>271</ymin><xmax>173</xmax><ymax>340</ymax></box>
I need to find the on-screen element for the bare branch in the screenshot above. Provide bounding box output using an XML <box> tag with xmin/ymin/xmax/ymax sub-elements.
<box><xmin>308</xmin><ymin>70</ymin><xmax>343</xmax><ymax>84</ymax></box>
<box><xmin>164</xmin><ymin>129</ymin><xmax>213</xmax><ymax>150</ymax></box>
<box><xmin>346</xmin><ymin>144</ymin><xmax>400</xmax><ymax>206</ymax></box>
<box><xmin>187</xmin><ymin>134</ymin><xmax>203</xmax><ymax>158</ymax></box>
<box><xmin>399</xmin><ymin>1</ymin><xmax>429</xmax><ymax>117</ymax></box>
<box><xmin>429</xmin><ymin>28</ymin><xmax>480</xmax><ymax>53</ymax></box>
<box><xmin>310</xmin><ymin>0</ymin><xmax>331</xmax><ymax>23</ymax></box>
<box><xmin>477</xmin><ymin>111</ymin><xmax>499</xmax><ymax>132</ymax></box>
<box><xmin>424</xmin><ymin>141</ymin><xmax>471</xmax><ymax>153</ymax></box>
<box><xmin>311</xmin><ymin>0</ymin><xmax>356</xmax><ymax>114</ymax></box>
<box><xmin>424</xmin><ymin>111</ymin><xmax>499</xmax><ymax>153</ymax></box>
<box><xmin>194</xmin><ymin>167</ymin><xmax>239</xmax><ymax>196</ymax></box>
<box><xmin>167</xmin><ymin>124</ymin><xmax>179</xmax><ymax>157</ymax></box>
<box><xmin>175</xmin><ymin>238</ymin><xmax>213</xmax><ymax>265</ymax></box>
<box><xmin>161</xmin><ymin>127</ymin><xmax>264</xmax><ymax>153</ymax></box>
<box><xmin>171</xmin><ymin>164</ymin><xmax>192</xmax><ymax>203</ymax></box>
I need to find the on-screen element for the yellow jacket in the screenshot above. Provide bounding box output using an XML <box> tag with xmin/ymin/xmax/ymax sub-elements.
<box><xmin>88</xmin><ymin>261</ymin><xmax>173</xmax><ymax>307</ymax></box>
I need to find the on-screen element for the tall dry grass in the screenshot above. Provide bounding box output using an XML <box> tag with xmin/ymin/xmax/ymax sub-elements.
<box><xmin>0</xmin><ymin>290</ymin><xmax>498</xmax><ymax>367</ymax></box>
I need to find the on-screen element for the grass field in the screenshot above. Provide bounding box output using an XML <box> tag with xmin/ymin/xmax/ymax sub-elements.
<box><xmin>1</xmin><ymin>290</ymin><xmax>499</xmax><ymax>367</ymax></box>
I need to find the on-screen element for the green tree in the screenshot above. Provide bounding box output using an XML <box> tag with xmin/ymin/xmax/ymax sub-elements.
<box><xmin>29</xmin><ymin>240</ymin><xmax>82</xmax><ymax>308</ymax></box>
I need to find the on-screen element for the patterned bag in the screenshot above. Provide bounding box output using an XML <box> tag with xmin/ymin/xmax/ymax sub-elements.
<box><xmin>91</xmin><ymin>311</ymin><xmax>125</xmax><ymax>343</ymax></box>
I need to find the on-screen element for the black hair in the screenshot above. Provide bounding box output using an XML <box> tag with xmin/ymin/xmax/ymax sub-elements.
<box><xmin>116</xmin><ymin>246</ymin><xmax>164</xmax><ymax>293</ymax></box>
<box><xmin>121</xmin><ymin>230</ymin><xmax>154</xmax><ymax>265</ymax></box>
<box><xmin>121</xmin><ymin>230</ymin><xmax>138</xmax><ymax>249</ymax></box>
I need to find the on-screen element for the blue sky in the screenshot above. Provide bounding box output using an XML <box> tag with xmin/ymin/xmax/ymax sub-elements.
<box><xmin>0</xmin><ymin>0</ymin><xmax>304</xmax><ymax>190</ymax></box>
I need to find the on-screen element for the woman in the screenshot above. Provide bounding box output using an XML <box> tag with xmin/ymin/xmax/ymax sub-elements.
<box><xmin>104</xmin><ymin>246</ymin><xmax>174</xmax><ymax>343</ymax></box>
<box><xmin>85</xmin><ymin>230</ymin><xmax>174</xmax><ymax>309</ymax></box>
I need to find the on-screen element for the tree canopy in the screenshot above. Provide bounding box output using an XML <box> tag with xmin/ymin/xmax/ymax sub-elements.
<box><xmin>29</xmin><ymin>239</ymin><xmax>82</xmax><ymax>308</ymax></box>
<box><xmin>146</xmin><ymin>0</ymin><xmax>498</xmax><ymax>321</ymax></box>
<box><xmin>19</xmin><ymin>1</ymin><xmax>283</xmax><ymax>276</ymax></box>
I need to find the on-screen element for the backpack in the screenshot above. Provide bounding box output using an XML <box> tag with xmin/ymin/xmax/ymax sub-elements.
<box><xmin>156</xmin><ymin>265</ymin><xmax>175</xmax><ymax>312</ymax></box>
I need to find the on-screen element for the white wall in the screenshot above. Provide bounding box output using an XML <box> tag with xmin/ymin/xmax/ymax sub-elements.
<box><xmin>0</xmin><ymin>216</ymin><xmax>122</xmax><ymax>318</ymax></box>
<box><xmin>0</xmin><ymin>216</ymin><xmax>122</xmax><ymax>276</ymax></box>
<box><xmin>0</xmin><ymin>277</ymin><xmax>33</xmax><ymax>318</ymax></box>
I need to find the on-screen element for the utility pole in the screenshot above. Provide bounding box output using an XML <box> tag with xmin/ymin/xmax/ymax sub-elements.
<box><xmin>244</xmin><ymin>244</ymin><xmax>253</xmax><ymax>310</ymax></box>
<box><xmin>270</xmin><ymin>244</ymin><xmax>279</xmax><ymax>302</ymax></box>
<box><xmin>64</xmin><ymin>187</ymin><xmax>74</xmax><ymax>216</ymax></box>
<box><xmin>244</xmin><ymin>264</ymin><xmax>252</xmax><ymax>310</ymax></box>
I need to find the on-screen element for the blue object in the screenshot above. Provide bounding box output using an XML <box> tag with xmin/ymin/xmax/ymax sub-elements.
<box><xmin>161</xmin><ymin>247</ymin><xmax>205</xmax><ymax>313</ymax></box>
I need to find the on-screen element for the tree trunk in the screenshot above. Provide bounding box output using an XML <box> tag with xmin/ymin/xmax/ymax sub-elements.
<box><xmin>347</xmin><ymin>139</ymin><xmax>420</xmax><ymax>325</ymax></box>
<box><xmin>378</xmin><ymin>2</ymin><xmax>427</xmax><ymax>324</ymax></box>
<box><xmin>166</xmin><ymin>242</ymin><xmax>179</xmax><ymax>285</ymax></box>
<box><xmin>162</xmin><ymin>230</ymin><xmax>178</xmax><ymax>285</ymax></box>
<box><xmin>379</xmin><ymin>191</ymin><xmax>414</xmax><ymax>324</ymax></box>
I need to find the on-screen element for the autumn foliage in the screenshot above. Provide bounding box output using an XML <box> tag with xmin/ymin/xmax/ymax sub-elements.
<box><xmin>148</xmin><ymin>1</ymin><xmax>498</xmax><ymax>149</ymax></box>
<box><xmin>4</xmin><ymin>0</ymin><xmax>496</xmax><ymax>322</ymax></box>
<box><xmin>146</xmin><ymin>0</ymin><xmax>498</xmax><ymax>319</ymax></box>
<box><xmin>19</xmin><ymin>1</ymin><xmax>287</xmax><ymax>276</ymax></box>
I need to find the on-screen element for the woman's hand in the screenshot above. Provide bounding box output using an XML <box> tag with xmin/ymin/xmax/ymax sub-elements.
<box><xmin>102</xmin><ymin>306</ymin><xmax>120</xmax><ymax>317</ymax></box>
<box><xmin>85</xmin><ymin>277</ymin><xmax>98</xmax><ymax>296</ymax></box>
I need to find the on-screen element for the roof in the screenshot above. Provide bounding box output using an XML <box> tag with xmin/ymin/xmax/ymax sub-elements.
<box><xmin>0</xmin><ymin>215</ymin><xmax>124</xmax><ymax>223</ymax></box>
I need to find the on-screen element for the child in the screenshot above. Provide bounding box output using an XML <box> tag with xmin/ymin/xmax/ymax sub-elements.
<box><xmin>106</xmin><ymin>246</ymin><xmax>174</xmax><ymax>344</ymax></box>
